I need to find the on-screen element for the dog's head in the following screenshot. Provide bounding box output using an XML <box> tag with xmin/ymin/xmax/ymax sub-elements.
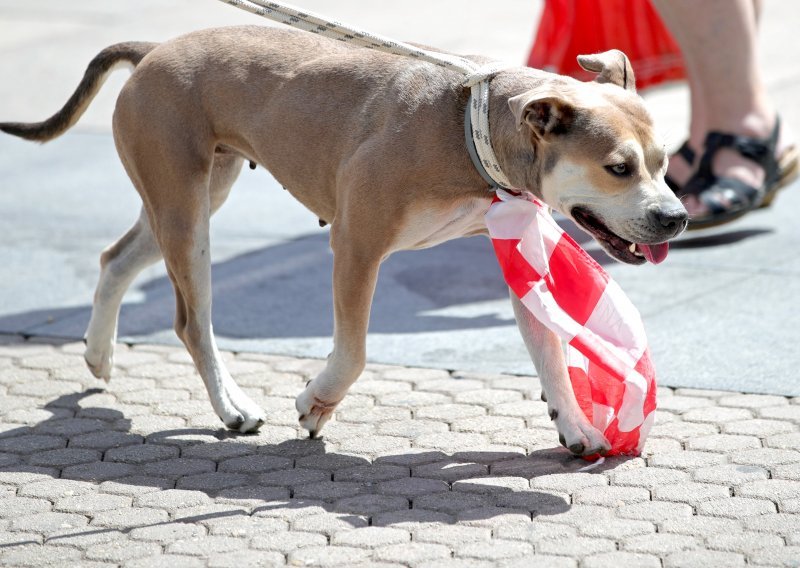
<box><xmin>508</xmin><ymin>50</ymin><xmax>687</xmax><ymax>265</ymax></box>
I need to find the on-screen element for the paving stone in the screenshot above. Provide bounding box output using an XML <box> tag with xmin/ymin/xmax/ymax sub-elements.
<box><xmin>737</xmin><ymin>479</ymin><xmax>800</xmax><ymax>502</ymax></box>
<box><xmin>414</xmin><ymin>491</ymin><xmax>492</xmax><ymax>514</ymax></box>
<box><xmin>719</xmin><ymin>395</ymin><xmax>789</xmax><ymax>409</ymax></box>
<box><xmin>54</xmin><ymin>492</ymin><xmax>132</xmax><ymax>514</ymax></box>
<box><xmin>705</xmin><ymin>532</ymin><xmax>785</xmax><ymax>554</ymax></box>
<box><xmin>415</xmin><ymin>404</ymin><xmax>486</xmax><ymax>422</ymax></box>
<box><xmin>143</xmin><ymin>458</ymin><xmax>216</xmax><ymax>478</ymax></box>
<box><xmin>723</xmin><ymin>419</ymin><xmax>795</xmax><ymax>437</ymax></box>
<box><xmin>766</xmin><ymin>432</ymin><xmax>800</xmax><ymax>450</ymax></box>
<box><xmin>758</xmin><ymin>405</ymin><xmax>800</xmax><ymax>423</ymax></box>
<box><xmin>334</xmin><ymin>493</ymin><xmax>409</xmax><ymax>516</ymax></box>
<box><xmin>582</xmin><ymin>551</ymin><xmax>661</xmax><ymax>568</ymax></box>
<box><xmin>452</xmin><ymin>476</ymin><xmax>529</xmax><ymax>495</ymax></box>
<box><xmin>578</xmin><ymin>518</ymin><xmax>655</xmax><ymax>539</ymax></box>
<box><xmin>696</xmin><ymin>497</ymin><xmax>777</xmax><ymax>518</ymax></box>
<box><xmin>98</xmin><ymin>476</ymin><xmax>173</xmax><ymax>496</ymax></box>
<box><xmin>531</xmin><ymin>473</ymin><xmax>608</xmax><ymax>494</ymax></box>
<box><xmin>413</xmin><ymin>432</ymin><xmax>489</xmax><ymax>452</ymax></box>
<box><xmin>0</xmin><ymin>434</ymin><xmax>65</xmax><ymax>454</ymax></box>
<box><xmin>90</xmin><ymin>506</ymin><xmax>169</xmax><ymax>528</ymax></box>
<box><xmin>772</xmin><ymin>463</ymin><xmax>800</xmax><ymax>481</ymax></box>
<box><xmin>744</xmin><ymin>512</ymin><xmax>800</xmax><ymax>536</ymax></box>
<box><xmin>664</xmin><ymin>550</ymin><xmax>746</xmax><ymax>568</ymax></box>
<box><xmin>648</xmin><ymin>451</ymin><xmax>728</xmax><ymax>470</ymax></box>
<box><xmin>376</xmin><ymin>419</ymin><xmax>449</xmax><ymax>439</ymax></box>
<box><xmin>218</xmin><ymin>454</ymin><xmax>292</xmax><ymax>473</ymax></box>
<box><xmin>124</xmin><ymin>555</ymin><xmax>203</xmax><ymax>568</ymax></box>
<box><xmin>374</xmin><ymin>542</ymin><xmax>451</xmax><ymax>564</ymax></box>
<box><xmin>623</xmin><ymin>533</ymin><xmax>703</xmax><ymax>555</ymax></box>
<box><xmin>207</xmin><ymin>549</ymin><xmax>286</xmax><ymax>568</ymax></box>
<box><xmin>379</xmin><ymin>392</ymin><xmax>452</xmax><ymax>408</ymax></box>
<box><xmin>687</xmin><ymin>434</ymin><xmax>762</xmax><ymax>453</ymax></box>
<box><xmin>293</xmin><ymin>480</ymin><xmax>366</xmax><ymax>501</ymax></box>
<box><xmin>658</xmin><ymin>515</ymin><xmax>743</xmax><ymax>537</ymax></box>
<box><xmin>609</xmin><ymin>466</ymin><xmax>690</xmax><ymax>489</ymax></box>
<box><xmin>0</xmin><ymin>496</ymin><xmax>52</xmax><ymax>519</ymax></box>
<box><xmin>135</xmin><ymin>488</ymin><xmax>211</xmax><ymax>510</ymax></box>
<box><xmin>292</xmin><ymin>512</ymin><xmax>368</xmax><ymax>534</ymax></box>
<box><xmin>337</xmin><ymin>435</ymin><xmax>410</xmax><ymax>456</ymax></box>
<box><xmin>290</xmin><ymin>544</ymin><xmax>371</xmax><ymax>566</ymax></box>
<box><xmin>653</xmin><ymin>482</ymin><xmax>731</xmax><ymax>504</ymax></box>
<box><xmin>573</xmin><ymin>485</ymin><xmax>651</xmax><ymax>506</ymax></box>
<box><xmin>62</xmin><ymin>461</ymin><xmax>136</xmax><ymax>482</ymax></box>
<box><xmin>748</xmin><ymin>546</ymin><xmax>800</xmax><ymax>567</ymax></box>
<box><xmin>372</xmin><ymin>508</ymin><xmax>454</xmax><ymax>527</ymax></box>
<box><xmin>456</xmin><ymin>506</ymin><xmax>531</xmax><ymax>527</ymax></box>
<box><xmin>693</xmin><ymin>464</ymin><xmax>769</xmax><ymax>486</ymax></box>
<box><xmin>130</xmin><ymin>522</ymin><xmax>207</xmax><ymax>543</ymax></box>
<box><xmin>69</xmin><ymin>431</ymin><xmax>145</xmax><ymax>450</ymax></box>
<box><xmin>616</xmin><ymin>501</ymin><xmax>693</xmax><ymax>521</ymax></box>
<box><xmin>11</xmin><ymin>511</ymin><xmax>89</xmax><ymax>535</ymax></box>
<box><xmin>457</xmin><ymin>539</ymin><xmax>533</xmax><ymax>560</ymax></box>
<box><xmin>249</xmin><ymin>529</ymin><xmax>327</xmax><ymax>553</ymax></box>
<box><xmin>412</xmin><ymin>459</ymin><xmax>489</xmax><ymax>482</ymax></box>
<box><xmin>167</xmin><ymin>535</ymin><xmax>248</xmax><ymax>556</ymax></box>
<box><xmin>650</xmin><ymin>421</ymin><xmax>719</xmax><ymax>440</ymax></box>
<box><xmin>413</xmin><ymin>524</ymin><xmax>491</xmax><ymax>545</ymax></box>
<box><xmin>732</xmin><ymin>448</ymin><xmax>800</xmax><ymax>467</ymax></box>
<box><xmin>0</xmin><ymin>544</ymin><xmax>82</xmax><ymax>567</ymax></box>
<box><xmin>331</xmin><ymin>526</ymin><xmax>410</xmax><ymax>548</ymax></box>
<box><xmin>536</xmin><ymin>536</ymin><xmax>616</xmax><ymax>557</ymax></box>
<box><xmin>103</xmin><ymin>443</ymin><xmax>179</xmax><ymax>465</ymax></box>
<box><xmin>376</xmin><ymin>477</ymin><xmax>449</xmax><ymax>499</ymax></box>
<box><xmin>85</xmin><ymin>540</ymin><xmax>162</xmax><ymax>563</ymax></box>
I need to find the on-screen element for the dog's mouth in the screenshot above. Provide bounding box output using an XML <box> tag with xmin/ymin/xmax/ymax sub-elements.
<box><xmin>570</xmin><ymin>207</ymin><xmax>669</xmax><ymax>265</ymax></box>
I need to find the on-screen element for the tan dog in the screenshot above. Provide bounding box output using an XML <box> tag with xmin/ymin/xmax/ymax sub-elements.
<box><xmin>1</xmin><ymin>26</ymin><xmax>687</xmax><ymax>456</ymax></box>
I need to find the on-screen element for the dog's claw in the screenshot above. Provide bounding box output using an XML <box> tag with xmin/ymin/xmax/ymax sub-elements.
<box><xmin>569</xmin><ymin>442</ymin><xmax>585</xmax><ymax>455</ymax></box>
<box><xmin>549</xmin><ymin>408</ymin><xmax>558</xmax><ymax>421</ymax></box>
<box><xmin>540</xmin><ymin>392</ymin><xmax>547</xmax><ymax>403</ymax></box>
<box><xmin>558</xmin><ymin>433</ymin><xmax>566</xmax><ymax>447</ymax></box>
<box><xmin>308</xmin><ymin>429</ymin><xmax>318</xmax><ymax>439</ymax></box>
<box><xmin>224</xmin><ymin>414</ymin><xmax>245</xmax><ymax>430</ymax></box>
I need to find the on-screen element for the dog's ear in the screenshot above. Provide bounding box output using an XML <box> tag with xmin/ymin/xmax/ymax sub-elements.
<box><xmin>577</xmin><ymin>49</ymin><xmax>636</xmax><ymax>93</ymax></box>
<box><xmin>508</xmin><ymin>88</ymin><xmax>575</xmax><ymax>138</ymax></box>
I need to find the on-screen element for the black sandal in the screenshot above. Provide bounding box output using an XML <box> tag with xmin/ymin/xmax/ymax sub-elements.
<box><xmin>664</xmin><ymin>140</ymin><xmax>696</xmax><ymax>193</ymax></box>
<box><xmin>678</xmin><ymin>119</ymin><xmax>782</xmax><ymax>230</ymax></box>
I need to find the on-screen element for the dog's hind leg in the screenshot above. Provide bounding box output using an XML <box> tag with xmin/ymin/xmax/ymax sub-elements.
<box><xmin>83</xmin><ymin>153</ymin><xmax>243</xmax><ymax>381</ymax></box>
<box><xmin>84</xmin><ymin>210</ymin><xmax>161</xmax><ymax>379</ymax></box>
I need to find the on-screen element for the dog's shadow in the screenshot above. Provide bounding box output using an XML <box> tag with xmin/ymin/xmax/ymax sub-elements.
<box><xmin>0</xmin><ymin>390</ymin><xmax>633</xmax><ymax>540</ymax></box>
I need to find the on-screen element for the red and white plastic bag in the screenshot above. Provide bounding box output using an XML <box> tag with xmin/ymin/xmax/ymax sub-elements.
<box><xmin>486</xmin><ymin>190</ymin><xmax>657</xmax><ymax>457</ymax></box>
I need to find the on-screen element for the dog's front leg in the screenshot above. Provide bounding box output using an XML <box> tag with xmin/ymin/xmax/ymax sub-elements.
<box><xmin>295</xmin><ymin>223</ymin><xmax>384</xmax><ymax>438</ymax></box>
<box><xmin>510</xmin><ymin>291</ymin><xmax>610</xmax><ymax>456</ymax></box>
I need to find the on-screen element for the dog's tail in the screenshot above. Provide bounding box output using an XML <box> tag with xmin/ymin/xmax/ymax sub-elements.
<box><xmin>0</xmin><ymin>41</ymin><xmax>158</xmax><ymax>143</ymax></box>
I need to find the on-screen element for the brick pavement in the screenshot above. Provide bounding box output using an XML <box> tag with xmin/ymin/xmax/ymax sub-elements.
<box><xmin>0</xmin><ymin>334</ymin><xmax>799</xmax><ymax>567</ymax></box>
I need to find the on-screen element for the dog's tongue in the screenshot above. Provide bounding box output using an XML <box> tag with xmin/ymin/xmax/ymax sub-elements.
<box><xmin>638</xmin><ymin>242</ymin><xmax>669</xmax><ymax>264</ymax></box>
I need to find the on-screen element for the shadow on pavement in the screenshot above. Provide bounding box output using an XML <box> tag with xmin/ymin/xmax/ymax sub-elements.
<box><xmin>0</xmin><ymin>390</ymin><xmax>640</xmax><ymax>539</ymax></box>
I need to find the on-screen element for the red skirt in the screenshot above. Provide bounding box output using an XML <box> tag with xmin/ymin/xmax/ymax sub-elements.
<box><xmin>528</xmin><ymin>0</ymin><xmax>685</xmax><ymax>91</ymax></box>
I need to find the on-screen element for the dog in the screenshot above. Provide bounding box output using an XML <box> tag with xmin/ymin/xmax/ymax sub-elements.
<box><xmin>0</xmin><ymin>26</ymin><xmax>687</xmax><ymax>456</ymax></box>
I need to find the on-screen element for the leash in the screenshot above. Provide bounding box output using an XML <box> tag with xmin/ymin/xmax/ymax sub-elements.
<box><xmin>216</xmin><ymin>0</ymin><xmax>515</xmax><ymax>190</ymax></box>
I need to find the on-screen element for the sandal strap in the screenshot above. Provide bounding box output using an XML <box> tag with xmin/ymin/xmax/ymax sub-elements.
<box><xmin>698</xmin><ymin>176</ymin><xmax>763</xmax><ymax>216</ymax></box>
<box><xmin>682</xmin><ymin>118</ymin><xmax>782</xmax><ymax>197</ymax></box>
<box><xmin>675</xmin><ymin>140</ymin><xmax>696</xmax><ymax>165</ymax></box>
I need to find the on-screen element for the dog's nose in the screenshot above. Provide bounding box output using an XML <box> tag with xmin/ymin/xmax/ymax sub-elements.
<box><xmin>650</xmin><ymin>206</ymin><xmax>689</xmax><ymax>234</ymax></box>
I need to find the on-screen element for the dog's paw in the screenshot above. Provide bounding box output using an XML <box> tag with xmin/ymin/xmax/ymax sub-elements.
<box><xmin>221</xmin><ymin>384</ymin><xmax>266</xmax><ymax>434</ymax></box>
<box><xmin>84</xmin><ymin>342</ymin><xmax>114</xmax><ymax>382</ymax></box>
<box><xmin>295</xmin><ymin>381</ymin><xmax>340</xmax><ymax>438</ymax></box>
<box><xmin>553</xmin><ymin>409</ymin><xmax>610</xmax><ymax>456</ymax></box>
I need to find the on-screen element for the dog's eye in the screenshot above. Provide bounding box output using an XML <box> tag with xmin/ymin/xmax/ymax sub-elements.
<box><xmin>605</xmin><ymin>163</ymin><xmax>629</xmax><ymax>177</ymax></box>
